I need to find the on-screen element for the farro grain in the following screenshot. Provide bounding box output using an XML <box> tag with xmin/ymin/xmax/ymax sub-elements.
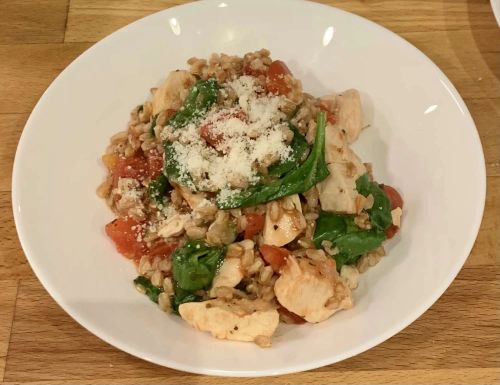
<box><xmin>158</xmin><ymin>292</ymin><xmax>171</xmax><ymax>312</ymax></box>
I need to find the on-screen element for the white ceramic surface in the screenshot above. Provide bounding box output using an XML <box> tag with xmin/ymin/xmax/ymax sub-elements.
<box><xmin>492</xmin><ymin>0</ymin><xmax>500</xmax><ymax>26</ymax></box>
<box><xmin>12</xmin><ymin>0</ymin><xmax>486</xmax><ymax>377</ymax></box>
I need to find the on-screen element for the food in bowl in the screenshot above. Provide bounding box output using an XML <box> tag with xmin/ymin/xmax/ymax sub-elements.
<box><xmin>97</xmin><ymin>49</ymin><xmax>404</xmax><ymax>347</ymax></box>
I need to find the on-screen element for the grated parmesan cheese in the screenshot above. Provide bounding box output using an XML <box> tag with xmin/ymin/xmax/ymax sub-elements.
<box><xmin>114</xmin><ymin>178</ymin><xmax>145</xmax><ymax>218</ymax></box>
<box><xmin>161</xmin><ymin>75</ymin><xmax>293</xmax><ymax>192</ymax></box>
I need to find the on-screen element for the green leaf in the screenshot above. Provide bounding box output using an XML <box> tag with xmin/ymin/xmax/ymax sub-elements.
<box><xmin>163</xmin><ymin>141</ymin><xmax>195</xmax><ymax>190</ymax></box>
<box><xmin>268</xmin><ymin>124</ymin><xmax>310</xmax><ymax>177</ymax></box>
<box><xmin>355</xmin><ymin>173</ymin><xmax>371</xmax><ymax>195</ymax></box>
<box><xmin>312</xmin><ymin>212</ymin><xmax>347</xmax><ymax>248</ymax></box>
<box><xmin>170</xmin><ymin>289</ymin><xmax>201</xmax><ymax>314</ymax></box>
<box><xmin>215</xmin><ymin>112</ymin><xmax>330</xmax><ymax>209</ymax></box>
<box><xmin>172</xmin><ymin>240</ymin><xmax>226</xmax><ymax>292</ymax></box>
<box><xmin>134</xmin><ymin>276</ymin><xmax>163</xmax><ymax>303</ymax></box>
<box><xmin>168</xmin><ymin>79</ymin><xmax>220</xmax><ymax>129</ymax></box>
<box><xmin>356</xmin><ymin>173</ymin><xmax>392</xmax><ymax>231</ymax></box>
<box><xmin>148</xmin><ymin>174</ymin><xmax>171</xmax><ymax>205</ymax></box>
<box><xmin>334</xmin><ymin>230</ymin><xmax>386</xmax><ymax>269</ymax></box>
<box><xmin>313</xmin><ymin>211</ymin><xmax>386</xmax><ymax>270</ymax></box>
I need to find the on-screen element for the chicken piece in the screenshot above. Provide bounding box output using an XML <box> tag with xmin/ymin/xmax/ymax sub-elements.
<box><xmin>179</xmin><ymin>298</ymin><xmax>279</xmax><ymax>344</ymax></box>
<box><xmin>324</xmin><ymin>123</ymin><xmax>365</xmax><ymax>167</ymax></box>
<box><xmin>335</xmin><ymin>89</ymin><xmax>362</xmax><ymax>143</ymax></box>
<box><xmin>391</xmin><ymin>207</ymin><xmax>403</xmax><ymax>227</ymax></box>
<box><xmin>317</xmin><ymin>161</ymin><xmax>366</xmax><ymax>214</ymax></box>
<box><xmin>274</xmin><ymin>253</ymin><xmax>352</xmax><ymax>323</ymax></box>
<box><xmin>174</xmin><ymin>184</ymin><xmax>207</xmax><ymax>210</ymax></box>
<box><xmin>209</xmin><ymin>258</ymin><xmax>243</xmax><ymax>297</ymax></box>
<box><xmin>157</xmin><ymin>213</ymin><xmax>190</xmax><ymax>238</ymax></box>
<box><xmin>152</xmin><ymin>70</ymin><xmax>196</xmax><ymax>115</ymax></box>
<box><xmin>262</xmin><ymin>194</ymin><xmax>306</xmax><ymax>247</ymax></box>
<box><xmin>206</xmin><ymin>211</ymin><xmax>237</xmax><ymax>245</ymax></box>
<box><xmin>113</xmin><ymin>177</ymin><xmax>145</xmax><ymax>220</ymax></box>
<box><xmin>318</xmin><ymin>121</ymin><xmax>367</xmax><ymax>214</ymax></box>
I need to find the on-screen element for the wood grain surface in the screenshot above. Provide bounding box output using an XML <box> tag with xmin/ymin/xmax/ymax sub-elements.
<box><xmin>0</xmin><ymin>1</ymin><xmax>498</xmax><ymax>384</ymax></box>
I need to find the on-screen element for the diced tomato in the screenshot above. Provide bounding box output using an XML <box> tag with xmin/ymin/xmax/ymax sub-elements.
<box><xmin>266</xmin><ymin>60</ymin><xmax>292</xmax><ymax>96</ymax></box>
<box><xmin>243</xmin><ymin>63</ymin><xmax>267</xmax><ymax>77</ymax></box>
<box><xmin>244</xmin><ymin>213</ymin><xmax>265</xmax><ymax>239</ymax></box>
<box><xmin>277</xmin><ymin>305</ymin><xmax>306</xmax><ymax>324</ymax></box>
<box><xmin>267</xmin><ymin>60</ymin><xmax>292</xmax><ymax>78</ymax></box>
<box><xmin>381</xmin><ymin>185</ymin><xmax>403</xmax><ymax>239</ymax></box>
<box><xmin>385</xmin><ymin>224</ymin><xmax>399</xmax><ymax>239</ymax></box>
<box><xmin>259</xmin><ymin>244</ymin><xmax>290</xmax><ymax>273</ymax></box>
<box><xmin>148</xmin><ymin>241</ymin><xmax>178</xmax><ymax>258</ymax></box>
<box><xmin>113</xmin><ymin>152</ymin><xmax>149</xmax><ymax>181</ymax></box>
<box><xmin>199</xmin><ymin>110</ymin><xmax>247</xmax><ymax>148</ymax></box>
<box><xmin>145</xmin><ymin>149</ymin><xmax>164</xmax><ymax>179</ymax></box>
<box><xmin>200</xmin><ymin>124</ymin><xmax>224</xmax><ymax>147</ymax></box>
<box><xmin>105</xmin><ymin>217</ymin><xmax>148</xmax><ymax>259</ymax></box>
<box><xmin>381</xmin><ymin>185</ymin><xmax>404</xmax><ymax>210</ymax></box>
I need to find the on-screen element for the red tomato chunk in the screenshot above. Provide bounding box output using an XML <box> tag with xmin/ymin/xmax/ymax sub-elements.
<box><xmin>105</xmin><ymin>217</ymin><xmax>147</xmax><ymax>260</ymax></box>
<box><xmin>149</xmin><ymin>241</ymin><xmax>178</xmax><ymax>258</ymax></box>
<box><xmin>244</xmin><ymin>213</ymin><xmax>265</xmax><ymax>239</ymax></box>
<box><xmin>381</xmin><ymin>184</ymin><xmax>404</xmax><ymax>239</ymax></box>
<box><xmin>259</xmin><ymin>244</ymin><xmax>290</xmax><ymax>273</ymax></box>
<box><xmin>266</xmin><ymin>60</ymin><xmax>292</xmax><ymax>95</ymax></box>
<box><xmin>113</xmin><ymin>152</ymin><xmax>149</xmax><ymax>181</ymax></box>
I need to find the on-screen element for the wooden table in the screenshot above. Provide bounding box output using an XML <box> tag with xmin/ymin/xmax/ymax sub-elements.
<box><xmin>0</xmin><ymin>1</ymin><xmax>499</xmax><ymax>384</ymax></box>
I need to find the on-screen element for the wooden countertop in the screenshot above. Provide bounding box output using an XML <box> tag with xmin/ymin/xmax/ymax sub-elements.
<box><xmin>0</xmin><ymin>1</ymin><xmax>499</xmax><ymax>384</ymax></box>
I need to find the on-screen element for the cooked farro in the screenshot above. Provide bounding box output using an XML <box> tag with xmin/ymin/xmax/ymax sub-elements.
<box><xmin>99</xmin><ymin>50</ymin><xmax>404</xmax><ymax>347</ymax></box>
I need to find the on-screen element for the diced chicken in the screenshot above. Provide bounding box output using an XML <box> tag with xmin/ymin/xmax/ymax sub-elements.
<box><xmin>340</xmin><ymin>265</ymin><xmax>360</xmax><ymax>290</ymax></box>
<box><xmin>324</xmin><ymin>123</ymin><xmax>365</xmax><ymax>167</ymax></box>
<box><xmin>174</xmin><ymin>184</ymin><xmax>207</xmax><ymax>210</ymax></box>
<box><xmin>274</xmin><ymin>253</ymin><xmax>352</xmax><ymax>323</ymax></box>
<box><xmin>335</xmin><ymin>89</ymin><xmax>362</xmax><ymax>143</ymax></box>
<box><xmin>152</xmin><ymin>70</ymin><xmax>196</xmax><ymax>115</ymax></box>
<box><xmin>391</xmin><ymin>207</ymin><xmax>403</xmax><ymax>227</ymax></box>
<box><xmin>209</xmin><ymin>258</ymin><xmax>243</xmax><ymax>297</ymax></box>
<box><xmin>262</xmin><ymin>194</ymin><xmax>306</xmax><ymax>247</ymax></box>
<box><xmin>317</xmin><ymin>162</ymin><xmax>366</xmax><ymax>214</ymax></box>
<box><xmin>318</xmin><ymin>122</ymin><xmax>367</xmax><ymax>214</ymax></box>
<box><xmin>206</xmin><ymin>211</ymin><xmax>237</xmax><ymax>245</ymax></box>
<box><xmin>157</xmin><ymin>213</ymin><xmax>190</xmax><ymax>238</ymax></box>
<box><xmin>179</xmin><ymin>298</ymin><xmax>279</xmax><ymax>345</ymax></box>
<box><xmin>113</xmin><ymin>177</ymin><xmax>145</xmax><ymax>220</ymax></box>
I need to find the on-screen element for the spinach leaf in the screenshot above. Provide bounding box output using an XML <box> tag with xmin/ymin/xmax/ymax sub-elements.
<box><xmin>312</xmin><ymin>212</ymin><xmax>347</xmax><ymax>248</ymax></box>
<box><xmin>134</xmin><ymin>276</ymin><xmax>163</xmax><ymax>303</ymax></box>
<box><xmin>268</xmin><ymin>124</ymin><xmax>309</xmax><ymax>177</ymax></box>
<box><xmin>170</xmin><ymin>289</ymin><xmax>201</xmax><ymax>314</ymax></box>
<box><xmin>168</xmin><ymin>79</ymin><xmax>220</xmax><ymax>129</ymax></box>
<box><xmin>313</xmin><ymin>211</ymin><xmax>386</xmax><ymax>269</ymax></box>
<box><xmin>334</xmin><ymin>230</ymin><xmax>386</xmax><ymax>268</ymax></box>
<box><xmin>215</xmin><ymin>112</ymin><xmax>330</xmax><ymax>209</ymax></box>
<box><xmin>148</xmin><ymin>174</ymin><xmax>171</xmax><ymax>205</ymax></box>
<box><xmin>163</xmin><ymin>141</ymin><xmax>195</xmax><ymax>190</ymax></box>
<box><xmin>172</xmin><ymin>240</ymin><xmax>226</xmax><ymax>292</ymax></box>
<box><xmin>355</xmin><ymin>173</ymin><xmax>392</xmax><ymax>231</ymax></box>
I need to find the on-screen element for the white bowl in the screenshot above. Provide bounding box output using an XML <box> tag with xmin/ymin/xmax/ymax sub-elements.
<box><xmin>492</xmin><ymin>0</ymin><xmax>500</xmax><ymax>26</ymax></box>
<box><xmin>12</xmin><ymin>0</ymin><xmax>486</xmax><ymax>377</ymax></box>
